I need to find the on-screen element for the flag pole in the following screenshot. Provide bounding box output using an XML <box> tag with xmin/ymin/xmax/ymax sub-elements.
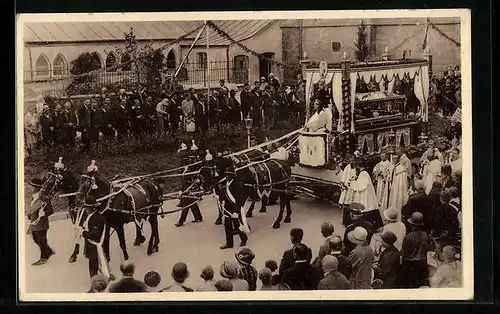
<box><xmin>206</xmin><ymin>21</ymin><xmax>211</xmax><ymax>130</ymax></box>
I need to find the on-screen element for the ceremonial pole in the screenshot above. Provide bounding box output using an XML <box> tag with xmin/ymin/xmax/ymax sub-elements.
<box><xmin>206</xmin><ymin>21</ymin><xmax>211</xmax><ymax>130</ymax></box>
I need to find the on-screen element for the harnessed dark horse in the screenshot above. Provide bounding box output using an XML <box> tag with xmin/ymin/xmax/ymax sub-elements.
<box><xmin>77</xmin><ymin>169</ymin><xmax>164</xmax><ymax>261</ymax></box>
<box><xmin>208</xmin><ymin>149</ymin><xmax>294</xmax><ymax>229</ymax></box>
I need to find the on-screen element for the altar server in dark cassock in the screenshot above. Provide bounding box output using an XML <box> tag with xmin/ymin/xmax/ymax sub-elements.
<box><xmin>81</xmin><ymin>195</ymin><xmax>110</xmax><ymax>292</ymax></box>
<box><xmin>27</xmin><ymin>179</ymin><xmax>55</xmax><ymax>266</ymax></box>
<box><xmin>220</xmin><ymin>165</ymin><xmax>248</xmax><ymax>249</ymax></box>
<box><xmin>100</xmin><ymin>97</ymin><xmax>115</xmax><ymax>142</ymax></box>
<box><xmin>343</xmin><ymin>203</ymin><xmax>374</xmax><ymax>256</ymax></box>
<box><xmin>78</xmin><ymin>99</ymin><xmax>92</xmax><ymax>149</ymax></box>
<box><xmin>39</xmin><ymin>106</ymin><xmax>54</xmax><ymax>146</ymax></box>
<box><xmin>61</xmin><ymin>101</ymin><xmax>77</xmax><ymax>147</ymax></box>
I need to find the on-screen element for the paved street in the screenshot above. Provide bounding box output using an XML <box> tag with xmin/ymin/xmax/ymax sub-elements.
<box><xmin>22</xmin><ymin>195</ymin><xmax>346</xmax><ymax>293</ymax></box>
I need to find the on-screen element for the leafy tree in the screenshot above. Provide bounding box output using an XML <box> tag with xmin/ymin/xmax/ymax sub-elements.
<box><xmin>354</xmin><ymin>21</ymin><xmax>370</xmax><ymax>62</ymax></box>
<box><xmin>69</xmin><ymin>52</ymin><xmax>102</xmax><ymax>75</ymax></box>
<box><xmin>66</xmin><ymin>52</ymin><xmax>102</xmax><ymax>95</ymax></box>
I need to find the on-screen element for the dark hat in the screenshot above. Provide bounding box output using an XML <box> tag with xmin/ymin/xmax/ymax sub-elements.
<box><xmin>144</xmin><ymin>271</ymin><xmax>161</xmax><ymax>288</ymax></box>
<box><xmin>380</xmin><ymin>231</ymin><xmax>398</xmax><ymax>247</ymax></box>
<box><xmin>407</xmin><ymin>212</ymin><xmax>425</xmax><ymax>227</ymax></box>
<box><xmin>235</xmin><ymin>248</ymin><xmax>255</xmax><ymax>266</ymax></box>
<box><xmin>29</xmin><ymin>178</ymin><xmax>44</xmax><ymax>188</ymax></box>
<box><xmin>265</xmin><ymin>260</ymin><xmax>278</xmax><ymax>272</ymax></box>
<box><xmin>171</xmin><ymin>262</ymin><xmax>190</xmax><ymax>282</ymax></box>
<box><xmin>83</xmin><ymin>195</ymin><xmax>100</xmax><ymax>208</ymax></box>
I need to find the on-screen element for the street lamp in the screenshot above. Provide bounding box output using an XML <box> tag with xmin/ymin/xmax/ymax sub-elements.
<box><xmin>244</xmin><ymin>114</ymin><xmax>253</xmax><ymax>148</ymax></box>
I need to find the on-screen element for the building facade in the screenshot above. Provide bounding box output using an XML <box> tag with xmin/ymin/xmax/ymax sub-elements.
<box><xmin>22</xmin><ymin>17</ymin><xmax>460</xmax><ymax>100</ymax></box>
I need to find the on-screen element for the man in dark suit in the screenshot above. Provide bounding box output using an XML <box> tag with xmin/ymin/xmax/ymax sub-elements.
<box><xmin>281</xmin><ymin>243</ymin><xmax>322</xmax><ymax>290</ymax></box>
<box><xmin>61</xmin><ymin>101</ymin><xmax>77</xmax><ymax>147</ymax></box>
<box><xmin>278</xmin><ymin>228</ymin><xmax>313</xmax><ymax>279</ymax></box>
<box><xmin>81</xmin><ymin>195</ymin><xmax>107</xmax><ymax>289</ymax></box>
<box><xmin>220</xmin><ymin>165</ymin><xmax>248</xmax><ymax>249</ymax></box>
<box><xmin>402</xmin><ymin>179</ymin><xmax>434</xmax><ymax>232</ymax></box>
<box><xmin>77</xmin><ymin>99</ymin><xmax>92</xmax><ymax>150</ymax></box>
<box><xmin>112</xmin><ymin>98</ymin><xmax>129</xmax><ymax>141</ymax></box>
<box><xmin>327</xmin><ymin>235</ymin><xmax>352</xmax><ymax>279</ymax></box>
<box><xmin>240</xmin><ymin>83</ymin><xmax>252</xmax><ymax>119</ymax></box>
<box><xmin>100</xmin><ymin>97</ymin><xmax>115</xmax><ymax>142</ymax></box>
<box><xmin>108</xmin><ymin>261</ymin><xmax>147</xmax><ymax>293</ymax></box>
<box><xmin>39</xmin><ymin>106</ymin><xmax>54</xmax><ymax>147</ymax></box>
<box><xmin>342</xmin><ymin>203</ymin><xmax>374</xmax><ymax>256</ymax></box>
<box><xmin>27</xmin><ymin>179</ymin><xmax>55</xmax><ymax>266</ymax></box>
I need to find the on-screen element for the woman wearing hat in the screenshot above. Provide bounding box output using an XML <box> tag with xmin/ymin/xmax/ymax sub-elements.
<box><xmin>219</xmin><ymin>261</ymin><xmax>249</xmax><ymax>291</ymax></box>
<box><xmin>373</xmin><ymin>231</ymin><xmax>402</xmax><ymax>288</ymax></box>
<box><xmin>381</xmin><ymin>208</ymin><xmax>406</xmax><ymax>251</ymax></box>
<box><xmin>400</xmin><ymin>212</ymin><xmax>432</xmax><ymax>288</ymax></box>
<box><xmin>235</xmin><ymin>248</ymin><xmax>258</xmax><ymax>291</ymax></box>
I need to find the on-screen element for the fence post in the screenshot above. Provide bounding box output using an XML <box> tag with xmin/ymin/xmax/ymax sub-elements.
<box><xmin>226</xmin><ymin>48</ymin><xmax>230</xmax><ymax>83</ymax></box>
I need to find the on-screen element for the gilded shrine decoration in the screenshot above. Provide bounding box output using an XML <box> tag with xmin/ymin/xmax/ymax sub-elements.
<box><xmin>395</xmin><ymin>128</ymin><xmax>411</xmax><ymax>150</ymax></box>
<box><xmin>357</xmin><ymin>133</ymin><xmax>375</xmax><ymax>154</ymax></box>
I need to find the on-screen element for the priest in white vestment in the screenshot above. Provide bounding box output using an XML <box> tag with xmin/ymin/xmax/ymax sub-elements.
<box><xmin>448</xmin><ymin>147</ymin><xmax>462</xmax><ymax>175</ymax></box>
<box><xmin>422</xmin><ymin>150</ymin><xmax>442</xmax><ymax>195</ymax></box>
<box><xmin>420</xmin><ymin>142</ymin><xmax>444</xmax><ymax>165</ymax></box>
<box><xmin>349</xmin><ymin>166</ymin><xmax>379</xmax><ymax>211</ymax></box>
<box><xmin>372</xmin><ymin>153</ymin><xmax>394</xmax><ymax>212</ymax></box>
<box><xmin>306</xmin><ymin>99</ymin><xmax>328</xmax><ymax>132</ymax></box>
<box><xmin>388</xmin><ymin>155</ymin><xmax>409</xmax><ymax>218</ymax></box>
<box><xmin>339</xmin><ymin>159</ymin><xmax>358</xmax><ymax>226</ymax></box>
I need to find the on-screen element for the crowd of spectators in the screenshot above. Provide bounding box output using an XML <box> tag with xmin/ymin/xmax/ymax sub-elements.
<box><xmin>24</xmin><ymin>74</ymin><xmax>307</xmax><ymax>157</ymax></box>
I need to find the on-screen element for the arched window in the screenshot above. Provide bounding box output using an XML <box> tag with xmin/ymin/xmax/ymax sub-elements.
<box><xmin>166</xmin><ymin>50</ymin><xmax>176</xmax><ymax>69</ymax></box>
<box><xmin>233</xmin><ymin>55</ymin><xmax>249</xmax><ymax>84</ymax></box>
<box><xmin>35</xmin><ymin>54</ymin><xmax>50</xmax><ymax>78</ymax></box>
<box><xmin>53</xmin><ymin>54</ymin><xmax>67</xmax><ymax>76</ymax></box>
<box><xmin>105</xmin><ymin>52</ymin><xmax>117</xmax><ymax>72</ymax></box>
<box><xmin>121</xmin><ymin>53</ymin><xmax>131</xmax><ymax>71</ymax></box>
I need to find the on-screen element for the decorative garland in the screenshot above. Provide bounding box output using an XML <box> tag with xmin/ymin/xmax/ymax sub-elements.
<box><xmin>206</xmin><ymin>21</ymin><xmax>285</xmax><ymax>68</ymax></box>
<box><xmin>429</xmin><ymin>21</ymin><xmax>461</xmax><ymax>47</ymax></box>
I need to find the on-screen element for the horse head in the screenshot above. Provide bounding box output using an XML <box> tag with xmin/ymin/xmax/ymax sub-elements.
<box><xmin>38</xmin><ymin>171</ymin><xmax>64</xmax><ymax>202</ymax></box>
<box><xmin>78</xmin><ymin>170</ymin><xmax>111</xmax><ymax>203</ymax></box>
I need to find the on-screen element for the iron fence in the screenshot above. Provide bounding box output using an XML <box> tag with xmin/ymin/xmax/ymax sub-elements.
<box><xmin>23</xmin><ymin>60</ymin><xmax>250</xmax><ymax>96</ymax></box>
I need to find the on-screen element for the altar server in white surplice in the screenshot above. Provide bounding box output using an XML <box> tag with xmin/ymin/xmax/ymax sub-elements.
<box><xmin>422</xmin><ymin>150</ymin><xmax>442</xmax><ymax>195</ymax></box>
<box><xmin>306</xmin><ymin>99</ymin><xmax>327</xmax><ymax>132</ymax></box>
<box><xmin>372</xmin><ymin>152</ymin><xmax>394</xmax><ymax>212</ymax></box>
<box><xmin>388</xmin><ymin>154</ymin><xmax>409</xmax><ymax>218</ymax></box>
<box><xmin>339</xmin><ymin>158</ymin><xmax>358</xmax><ymax>226</ymax></box>
<box><xmin>349</xmin><ymin>165</ymin><xmax>379</xmax><ymax>212</ymax></box>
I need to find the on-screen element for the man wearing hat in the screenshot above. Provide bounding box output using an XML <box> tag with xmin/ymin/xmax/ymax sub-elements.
<box><xmin>373</xmin><ymin>231</ymin><xmax>402</xmax><ymax>288</ymax></box>
<box><xmin>219</xmin><ymin>261</ymin><xmax>249</xmax><ymax>291</ymax></box>
<box><xmin>402</xmin><ymin>179</ymin><xmax>433</xmax><ymax>232</ymax></box>
<box><xmin>400</xmin><ymin>212</ymin><xmax>431</xmax><ymax>288</ymax></box>
<box><xmin>27</xmin><ymin>178</ymin><xmax>55</xmax><ymax>266</ymax></box>
<box><xmin>219</xmin><ymin>165</ymin><xmax>248</xmax><ymax>249</ymax></box>
<box><xmin>81</xmin><ymin>195</ymin><xmax>108</xmax><ymax>290</ymax></box>
<box><xmin>235</xmin><ymin>248</ymin><xmax>258</xmax><ymax>291</ymax></box>
<box><xmin>347</xmin><ymin>226</ymin><xmax>374</xmax><ymax>290</ymax></box>
<box><xmin>317</xmin><ymin>255</ymin><xmax>349</xmax><ymax>290</ymax></box>
<box><xmin>160</xmin><ymin>262</ymin><xmax>194</xmax><ymax>292</ymax></box>
<box><xmin>342</xmin><ymin>203</ymin><xmax>374</xmax><ymax>256</ymax></box>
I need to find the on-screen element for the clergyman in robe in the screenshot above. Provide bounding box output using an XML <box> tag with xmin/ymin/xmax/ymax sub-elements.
<box><xmin>422</xmin><ymin>150</ymin><xmax>442</xmax><ymax>195</ymax></box>
<box><xmin>349</xmin><ymin>164</ymin><xmax>383</xmax><ymax>229</ymax></box>
<box><xmin>388</xmin><ymin>154</ymin><xmax>409</xmax><ymax>219</ymax></box>
<box><xmin>372</xmin><ymin>152</ymin><xmax>394</xmax><ymax>212</ymax></box>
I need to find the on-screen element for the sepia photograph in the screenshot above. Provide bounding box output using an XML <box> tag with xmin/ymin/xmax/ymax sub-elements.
<box><xmin>16</xmin><ymin>9</ymin><xmax>472</xmax><ymax>301</ymax></box>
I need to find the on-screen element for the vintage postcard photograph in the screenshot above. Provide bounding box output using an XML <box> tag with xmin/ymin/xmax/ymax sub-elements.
<box><xmin>16</xmin><ymin>9</ymin><xmax>473</xmax><ymax>301</ymax></box>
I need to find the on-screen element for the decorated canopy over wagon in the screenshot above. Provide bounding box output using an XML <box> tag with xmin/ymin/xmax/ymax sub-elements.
<box><xmin>299</xmin><ymin>55</ymin><xmax>431</xmax><ymax>167</ymax></box>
